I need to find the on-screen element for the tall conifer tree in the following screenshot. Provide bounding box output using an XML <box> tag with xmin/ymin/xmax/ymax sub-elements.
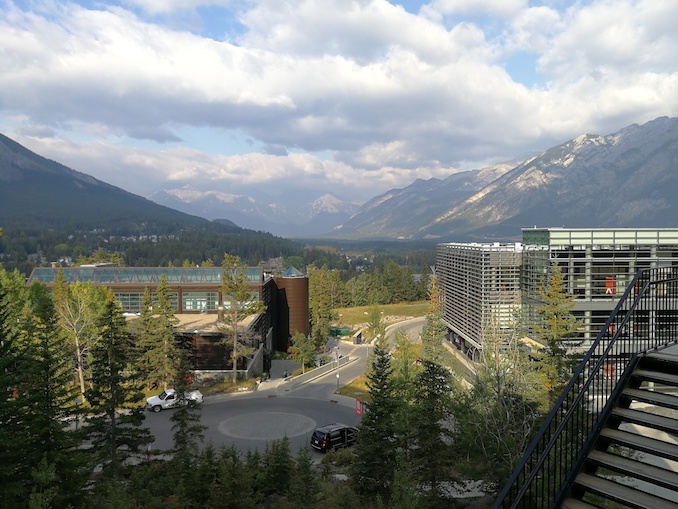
<box><xmin>409</xmin><ymin>359</ymin><xmax>454</xmax><ymax>508</ymax></box>
<box><xmin>85</xmin><ymin>290</ymin><xmax>152</xmax><ymax>475</ymax></box>
<box><xmin>0</xmin><ymin>268</ymin><xmax>32</xmax><ymax>507</ymax></box>
<box><xmin>135</xmin><ymin>276</ymin><xmax>180</xmax><ymax>390</ymax></box>
<box><xmin>20</xmin><ymin>283</ymin><xmax>89</xmax><ymax>507</ymax></box>
<box><xmin>533</xmin><ymin>263</ymin><xmax>581</xmax><ymax>401</ymax></box>
<box><xmin>420</xmin><ymin>276</ymin><xmax>447</xmax><ymax>363</ymax></box>
<box><xmin>351</xmin><ymin>337</ymin><xmax>399</xmax><ymax>504</ymax></box>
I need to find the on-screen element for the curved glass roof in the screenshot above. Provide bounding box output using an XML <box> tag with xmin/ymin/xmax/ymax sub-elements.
<box><xmin>27</xmin><ymin>267</ymin><xmax>263</xmax><ymax>285</ymax></box>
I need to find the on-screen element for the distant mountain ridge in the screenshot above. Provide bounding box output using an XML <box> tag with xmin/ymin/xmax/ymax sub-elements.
<box><xmin>331</xmin><ymin>163</ymin><xmax>513</xmax><ymax>239</ymax></box>
<box><xmin>3</xmin><ymin>116</ymin><xmax>676</xmax><ymax>244</ymax></box>
<box><xmin>333</xmin><ymin>116</ymin><xmax>678</xmax><ymax>241</ymax></box>
<box><xmin>148</xmin><ymin>186</ymin><xmax>356</xmax><ymax>237</ymax></box>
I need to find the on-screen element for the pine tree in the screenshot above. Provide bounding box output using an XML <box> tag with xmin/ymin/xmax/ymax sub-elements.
<box><xmin>390</xmin><ymin>329</ymin><xmax>423</xmax><ymax>449</ymax></box>
<box><xmin>289</xmin><ymin>447</ymin><xmax>321</xmax><ymax>509</ymax></box>
<box><xmin>420</xmin><ymin>276</ymin><xmax>447</xmax><ymax>363</ymax></box>
<box><xmin>220</xmin><ymin>254</ymin><xmax>266</xmax><ymax>384</ymax></box>
<box><xmin>409</xmin><ymin>359</ymin><xmax>454</xmax><ymax>508</ymax></box>
<box><xmin>351</xmin><ymin>337</ymin><xmax>399</xmax><ymax>504</ymax></box>
<box><xmin>169</xmin><ymin>335</ymin><xmax>206</xmax><ymax>486</ymax></box>
<box><xmin>207</xmin><ymin>446</ymin><xmax>255</xmax><ymax>509</ymax></box>
<box><xmin>533</xmin><ymin>263</ymin><xmax>581</xmax><ymax>401</ymax></box>
<box><xmin>308</xmin><ymin>265</ymin><xmax>339</xmax><ymax>348</ymax></box>
<box><xmin>134</xmin><ymin>276</ymin><xmax>181</xmax><ymax>391</ymax></box>
<box><xmin>19</xmin><ymin>283</ymin><xmax>89</xmax><ymax>508</ymax></box>
<box><xmin>85</xmin><ymin>290</ymin><xmax>153</xmax><ymax>476</ymax></box>
<box><xmin>263</xmin><ymin>436</ymin><xmax>294</xmax><ymax>498</ymax></box>
<box><xmin>0</xmin><ymin>268</ymin><xmax>32</xmax><ymax>507</ymax></box>
<box><xmin>366</xmin><ymin>304</ymin><xmax>385</xmax><ymax>340</ymax></box>
<box><xmin>0</xmin><ymin>278</ymin><xmax>88</xmax><ymax>508</ymax></box>
<box><xmin>190</xmin><ymin>444</ymin><xmax>221</xmax><ymax>508</ymax></box>
<box><xmin>243</xmin><ymin>449</ymin><xmax>266</xmax><ymax>505</ymax></box>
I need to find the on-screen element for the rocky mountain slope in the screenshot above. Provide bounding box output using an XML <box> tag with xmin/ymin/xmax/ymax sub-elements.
<box><xmin>332</xmin><ymin>164</ymin><xmax>513</xmax><ymax>239</ymax></box>
<box><xmin>334</xmin><ymin>116</ymin><xmax>678</xmax><ymax>241</ymax></box>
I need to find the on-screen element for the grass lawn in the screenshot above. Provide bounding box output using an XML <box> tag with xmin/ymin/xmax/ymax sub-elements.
<box><xmin>335</xmin><ymin>301</ymin><xmax>429</xmax><ymax>328</ymax></box>
<box><xmin>336</xmin><ymin>374</ymin><xmax>371</xmax><ymax>404</ymax></box>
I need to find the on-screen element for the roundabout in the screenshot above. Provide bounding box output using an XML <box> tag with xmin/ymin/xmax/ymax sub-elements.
<box><xmin>217</xmin><ymin>411</ymin><xmax>317</xmax><ymax>440</ymax></box>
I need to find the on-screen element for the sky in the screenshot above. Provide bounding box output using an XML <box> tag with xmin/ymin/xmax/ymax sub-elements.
<box><xmin>1</xmin><ymin>0</ymin><xmax>677</xmax><ymax>207</ymax></box>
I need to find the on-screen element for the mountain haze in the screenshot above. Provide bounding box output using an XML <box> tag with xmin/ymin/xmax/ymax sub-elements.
<box><xmin>148</xmin><ymin>186</ymin><xmax>356</xmax><ymax>237</ymax></box>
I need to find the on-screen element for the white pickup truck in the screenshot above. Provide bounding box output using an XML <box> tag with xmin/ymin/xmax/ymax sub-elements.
<box><xmin>145</xmin><ymin>388</ymin><xmax>204</xmax><ymax>412</ymax></box>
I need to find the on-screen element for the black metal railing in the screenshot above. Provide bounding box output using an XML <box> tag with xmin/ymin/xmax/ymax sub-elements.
<box><xmin>493</xmin><ymin>267</ymin><xmax>678</xmax><ymax>509</ymax></box>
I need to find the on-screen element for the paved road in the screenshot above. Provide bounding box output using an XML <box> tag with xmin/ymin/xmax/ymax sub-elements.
<box><xmin>142</xmin><ymin>321</ymin><xmax>428</xmax><ymax>461</ymax></box>
<box><xmin>142</xmin><ymin>338</ymin><xmax>370</xmax><ymax>461</ymax></box>
<box><xmin>385</xmin><ymin>316</ymin><xmax>425</xmax><ymax>348</ymax></box>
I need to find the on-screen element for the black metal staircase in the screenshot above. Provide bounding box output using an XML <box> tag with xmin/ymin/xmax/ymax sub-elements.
<box><xmin>493</xmin><ymin>268</ymin><xmax>678</xmax><ymax>509</ymax></box>
<box><xmin>562</xmin><ymin>351</ymin><xmax>678</xmax><ymax>508</ymax></box>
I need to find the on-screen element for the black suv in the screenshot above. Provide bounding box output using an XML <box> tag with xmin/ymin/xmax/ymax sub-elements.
<box><xmin>310</xmin><ymin>423</ymin><xmax>358</xmax><ymax>452</ymax></box>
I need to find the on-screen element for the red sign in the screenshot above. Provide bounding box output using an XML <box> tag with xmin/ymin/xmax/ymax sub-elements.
<box><xmin>356</xmin><ymin>398</ymin><xmax>363</xmax><ymax>417</ymax></box>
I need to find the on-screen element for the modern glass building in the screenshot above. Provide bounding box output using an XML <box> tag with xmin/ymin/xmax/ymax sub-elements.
<box><xmin>436</xmin><ymin>242</ymin><xmax>523</xmax><ymax>360</ymax></box>
<box><xmin>27</xmin><ymin>266</ymin><xmax>263</xmax><ymax>313</ymax></box>
<box><xmin>522</xmin><ymin>227</ymin><xmax>678</xmax><ymax>344</ymax></box>
<box><xmin>437</xmin><ymin>228</ymin><xmax>678</xmax><ymax>358</ymax></box>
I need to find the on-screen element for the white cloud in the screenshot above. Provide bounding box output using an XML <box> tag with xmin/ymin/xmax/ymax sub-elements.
<box><xmin>121</xmin><ymin>0</ymin><xmax>235</xmax><ymax>15</ymax></box>
<box><xmin>0</xmin><ymin>0</ymin><xmax>676</xmax><ymax>208</ymax></box>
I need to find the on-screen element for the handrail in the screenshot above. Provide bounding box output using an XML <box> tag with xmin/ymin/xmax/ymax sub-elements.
<box><xmin>493</xmin><ymin>267</ymin><xmax>678</xmax><ymax>509</ymax></box>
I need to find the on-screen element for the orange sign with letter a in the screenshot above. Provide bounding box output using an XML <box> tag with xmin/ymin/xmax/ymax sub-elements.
<box><xmin>605</xmin><ymin>276</ymin><xmax>616</xmax><ymax>295</ymax></box>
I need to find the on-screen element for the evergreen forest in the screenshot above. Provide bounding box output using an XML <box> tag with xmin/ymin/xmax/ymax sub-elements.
<box><xmin>0</xmin><ymin>223</ymin><xmax>579</xmax><ymax>508</ymax></box>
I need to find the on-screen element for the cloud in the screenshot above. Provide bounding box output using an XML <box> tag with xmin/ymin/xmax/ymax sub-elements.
<box><xmin>0</xmin><ymin>0</ymin><xmax>676</xmax><ymax>208</ymax></box>
<box><xmin>121</xmin><ymin>0</ymin><xmax>235</xmax><ymax>15</ymax></box>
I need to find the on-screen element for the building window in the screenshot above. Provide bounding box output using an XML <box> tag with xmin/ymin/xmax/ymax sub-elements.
<box><xmin>182</xmin><ymin>292</ymin><xmax>219</xmax><ymax>312</ymax></box>
<box><xmin>115</xmin><ymin>292</ymin><xmax>144</xmax><ymax>312</ymax></box>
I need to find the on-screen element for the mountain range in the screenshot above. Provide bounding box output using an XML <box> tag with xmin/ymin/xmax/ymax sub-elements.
<box><xmin>334</xmin><ymin>116</ymin><xmax>678</xmax><ymax>241</ymax></box>
<box><xmin>1</xmin><ymin>116</ymin><xmax>677</xmax><ymax>242</ymax></box>
<box><xmin>148</xmin><ymin>186</ymin><xmax>356</xmax><ymax>237</ymax></box>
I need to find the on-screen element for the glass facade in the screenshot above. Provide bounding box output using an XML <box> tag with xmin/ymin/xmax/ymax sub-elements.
<box><xmin>182</xmin><ymin>292</ymin><xmax>219</xmax><ymax>312</ymax></box>
<box><xmin>27</xmin><ymin>266</ymin><xmax>263</xmax><ymax>285</ymax></box>
<box><xmin>522</xmin><ymin>228</ymin><xmax>678</xmax><ymax>343</ymax></box>
<box><xmin>436</xmin><ymin>242</ymin><xmax>522</xmax><ymax>356</ymax></box>
<box><xmin>27</xmin><ymin>266</ymin><xmax>264</xmax><ymax>314</ymax></box>
<box><xmin>437</xmin><ymin>229</ymin><xmax>678</xmax><ymax>356</ymax></box>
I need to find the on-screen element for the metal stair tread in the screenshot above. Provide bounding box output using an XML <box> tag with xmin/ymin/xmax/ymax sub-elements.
<box><xmin>611</xmin><ymin>407</ymin><xmax>678</xmax><ymax>435</ymax></box>
<box><xmin>623</xmin><ymin>387</ymin><xmax>678</xmax><ymax>410</ymax></box>
<box><xmin>574</xmin><ymin>472</ymin><xmax>678</xmax><ymax>509</ymax></box>
<box><xmin>560</xmin><ymin>498</ymin><xmax>600</xmax><ymax>509</ymax></box>
<box><xmin>643</xmin><ymin>351</ymin><xmax>678</xmax><ymax>364</ymax></box>
<box><xmin>587</xmin><ymin>449</ymin><xmax>678</xmax><ymax>490</ymax></box>
<box><xmin>599</xmin><ymin>427</ymin><xmax>678</xmax><ymax>462</ymax></box>
<box><xmin>632</xmin><ymin>369</ymin><xmax>678</xmax><ymax>387</ymax></box>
